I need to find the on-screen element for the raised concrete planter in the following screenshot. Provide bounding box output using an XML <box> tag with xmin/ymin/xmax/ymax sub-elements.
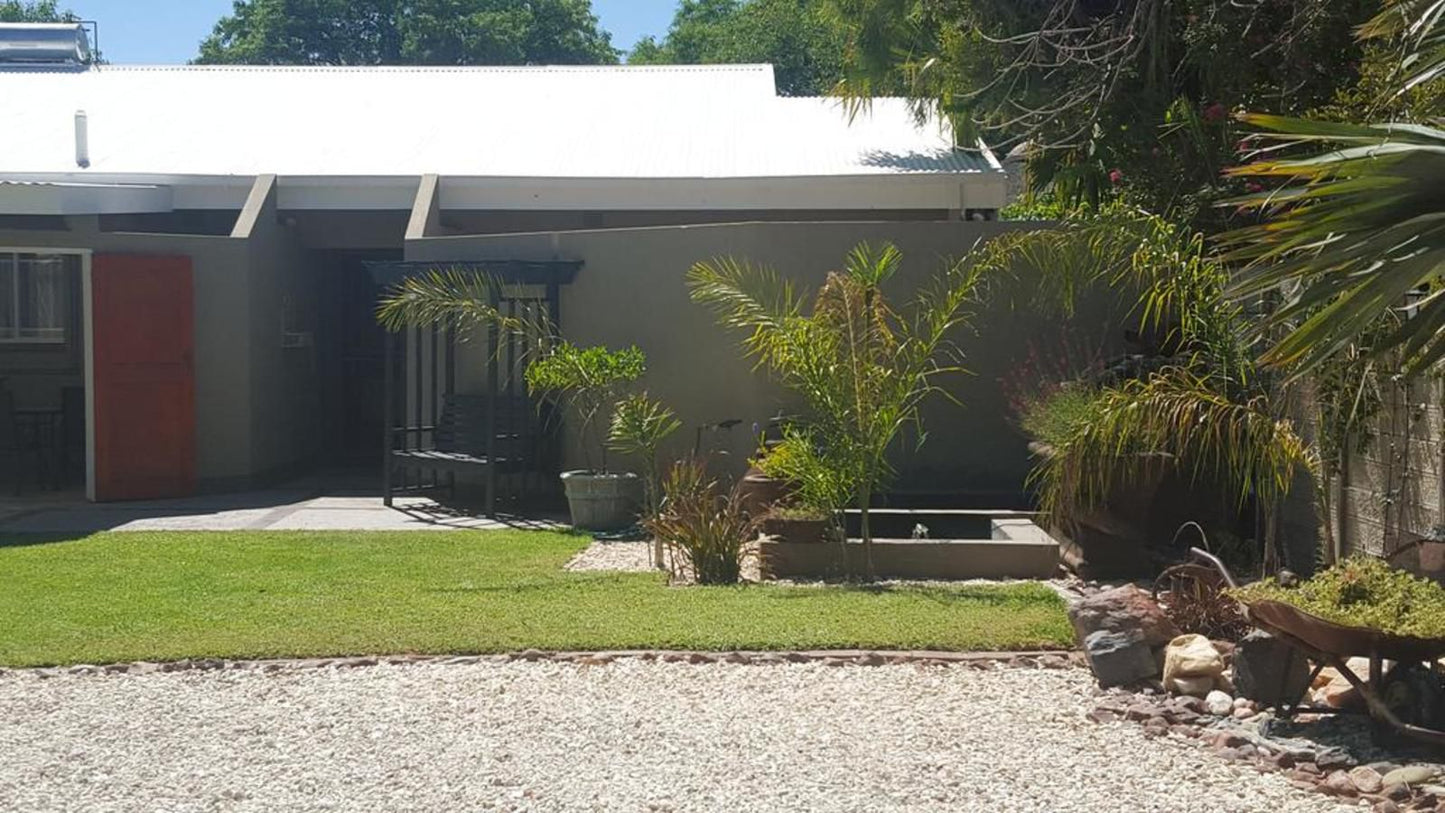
<box><xmin>759</xmin><ymin>516</ymin><xmax>1060</xmax><ymax>580</ymax></box>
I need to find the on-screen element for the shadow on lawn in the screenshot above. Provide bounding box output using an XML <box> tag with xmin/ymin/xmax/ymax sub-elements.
<box><xmin>0</xmin><ymin>531</ymin><xmax>93</xmax><ymax>550</ymax></box>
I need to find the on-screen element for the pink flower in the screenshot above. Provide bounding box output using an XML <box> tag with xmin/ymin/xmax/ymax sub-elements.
<box><xmin>1203</xmin><ymin>102</ymin><xmax>1227</xmax><ymax>123</ymax></box>
<box><xmin>1109</xmin><ymin>169</ymin><xmax>1124</xmax><ymax>185</ymax></box>
<box><xmin>1245</xmin><ymin>181</ymin><xmax>1264</xmax><ymax>193</ymax></box>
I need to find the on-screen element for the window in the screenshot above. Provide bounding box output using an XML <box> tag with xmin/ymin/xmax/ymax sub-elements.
<box><xmin>0</xmin><ymin>252</ymin><xmax>78</xmax><ymax>344</ymax></box>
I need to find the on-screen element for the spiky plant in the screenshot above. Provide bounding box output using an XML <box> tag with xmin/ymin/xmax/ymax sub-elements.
<box><xmin>688</xmin><ymin>243</ymin><xmax>984</xmax><ymax>579</ymax></box>
<box><xmin>608</xmin><ymin>392</ymin><xmax>682</xmax><ymax>517</ymax></box>
<box><xmin>1222</xmin><ymin>0</ymin><xmax>1445</xmax><ymax>376</ymax></box>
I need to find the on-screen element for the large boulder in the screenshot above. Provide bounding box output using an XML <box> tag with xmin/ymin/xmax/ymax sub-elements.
<box><xmin>1233</xmin><ymin>630</ymin><xmax>1311</xmax><ymax>708</ymax></box>
<box><xmin>1082</xmin><ymin>630</ymin><xmax>1159</xmax><ymax>688</ymax></box>
<box><xmin>1068</xmin><ymin>585</ymin><xmax>1180</xmax><ymax>648</ymax></box>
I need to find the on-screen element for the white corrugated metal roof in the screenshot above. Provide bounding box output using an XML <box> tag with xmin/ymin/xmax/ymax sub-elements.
<box><xmin>0</xmin><ymin>64</ymin><xmax>999</xmax><ymax>180</ymax></box>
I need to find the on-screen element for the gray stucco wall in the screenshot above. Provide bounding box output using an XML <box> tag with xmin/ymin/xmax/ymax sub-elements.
<box><xmin>406</xmin><ymin>220</ymin><xmax>1125</xmax><ymax>501</ymax></box>
<box><xmin>0</xmin><ymin>216</ymin><xmax>255</xmax><ymax>487</ymax></box>
<box><xmin>0</xmin><ymin>210</ymin><xmax>325</xmax><ymax>493</ymax></box>
<box><xmin>244</xmin><ymin>190</ymin><xmax>325</xmax><ymax>484</ymax></box>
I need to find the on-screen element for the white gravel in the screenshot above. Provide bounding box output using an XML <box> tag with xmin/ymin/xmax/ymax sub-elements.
<box><xmin>564</xmin><ymin>539</ymin><xmax>654</xmax><ymax>572</ymax></box>
<box><xmin>0</xmin><ymin>662</ymin><xmax>1358</xmax><ymax>813</ymax></box>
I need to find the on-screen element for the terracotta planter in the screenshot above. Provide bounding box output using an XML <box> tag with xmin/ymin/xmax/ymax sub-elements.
<box><xmin>736</xmin><ymin>467</ymin><xmax>792</xmax><ymax>517</ymax></box>
<box><xmin>760</xmin><ymin>515</ymin><xmax>828</xmax><ymax>544</ymax></box>
<box><xmin>561</xmin><ymin>471</ymin><xmax>642</xmax><ymax>531</ymax></box>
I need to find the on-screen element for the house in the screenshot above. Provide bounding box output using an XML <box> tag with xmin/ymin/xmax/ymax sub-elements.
<box><xmin>0</xmin><ymin>23</ymin><xmax>1051</xmax><ymax>506</ymax></box>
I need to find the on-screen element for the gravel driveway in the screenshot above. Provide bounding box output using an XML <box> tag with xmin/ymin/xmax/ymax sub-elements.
<box><xmin>0</xmin><ymin>662</ymin><xmax>1355</xmax><ymax>813</ymax></box>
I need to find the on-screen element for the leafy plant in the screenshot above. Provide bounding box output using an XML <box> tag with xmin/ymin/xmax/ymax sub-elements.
<box><xmin>1231</xmin><ymin>556</ymin><xmax>1445</xmax><ymax>638</ymax></box>
<box><xmin>607</xmin><ymin>392</ymin><xmax>682</xmax><ymax>517</ymax></box>
<box><xmin>524</xmin><ymin>342</ymin><xmax>646</xmax><ymax>473</ymax></box>
<box><xmin>1221</xmin><ymin>0</ymin><xmax>1445</xmax><ymax>376</ymax></box>
<box><xmin>688</xmin><ymin>242</ymin><xmax>985</xmax><ymax>579</ymax></box>
<box><xmin>753</xmin><ymin>428</ymin><xmax>854</xmax><ymax>521</ymax></box>
<box><xmin>1017</xmin><ymin>385</ymin><xmax>1104</xmax><ymax>450</ymax></box>
<box><xmin>645</xmin><ymin>458</ymin><xmax>762</xmax><ymax>585</ymax></box>
<box><xmin>972</xmin><ymin>208</ymin><xmax>1319</xmax><ymax>571</ymax></box>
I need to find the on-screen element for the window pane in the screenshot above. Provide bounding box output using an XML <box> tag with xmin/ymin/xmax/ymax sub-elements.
<box><xmin>13</xmin><ymin>253</ymin><xmax>71</xmax><ymax>343</ymax></box>
<box><xmin>0</xmin><ymin>255</ymin><xmax>14</xmax><ymax>341</ymax></box>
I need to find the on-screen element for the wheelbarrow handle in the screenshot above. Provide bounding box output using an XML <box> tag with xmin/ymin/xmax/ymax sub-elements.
<box><xmin>1188</xmin><ymin>547</ymin><xmax>1240</xmax><ymax>590</ymax></box>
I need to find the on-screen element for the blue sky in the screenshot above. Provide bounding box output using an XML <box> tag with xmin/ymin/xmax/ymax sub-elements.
<box><xmin>61</xmin><ymin>0</ymin><xmax>677</xmax><ymax>64</ymax></box>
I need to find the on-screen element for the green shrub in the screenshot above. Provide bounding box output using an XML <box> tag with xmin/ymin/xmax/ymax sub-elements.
<box><xmin>524</xmin><ymin>342</ymin><xmax>646</xmax><ymax>472</ymax></box>
<box><xmin>1018</xmin><ymin>385</ymin><xmax>1102</xmax><ymax>448</ymax></box>
<box><xmin>1230</xmin><ymin>557</ymin><xmax>1445</xmax><ymax>638</ymax></box>
<box><xmin>754</xmin><ymin>428</ymin><xmax>853</xmax><ymax>519</ymax></box>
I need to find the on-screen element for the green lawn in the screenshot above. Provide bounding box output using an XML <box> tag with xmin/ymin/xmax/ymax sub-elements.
<box><xmin>0</xmin><ymin>530</ymin><xmax>1071</xmax><ymax>667</ymax></box>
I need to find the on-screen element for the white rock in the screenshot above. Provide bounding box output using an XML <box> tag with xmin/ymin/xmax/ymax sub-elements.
<box><xmin>1206</xmin><ymin>689</ymin><xmax>1235</xmax><ymax>715</ymax></box>
<box><xmin>1162</xmin><ymin>634</ymin><xmax>1225</xmax><ymax>685</ymax></box>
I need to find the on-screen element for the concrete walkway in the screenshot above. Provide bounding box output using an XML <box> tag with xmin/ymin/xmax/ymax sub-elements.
<box><xmin>0</xmin><ymin>473</ymin><xmax>564</xmax><ymax>534</ymax></box>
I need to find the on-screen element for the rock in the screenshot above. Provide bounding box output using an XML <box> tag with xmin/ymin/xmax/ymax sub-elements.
<box><xmin>1384</xmin><ymin>767</ymin><xmax>1438</xmax><ymax>788</ymax></box>
<box><xmin>1205</xmin><ymin>689</ymin><xmax>1234</xmax><ymax>716</ymax></box>
<box><xmin>1069</xmin><ymin>585</ymin><xmax>1180</xmax><ymax>648</ymax></box>
<box><xmin>1317</xmin><ymin>750</ymin><xmax>1357</xmax><ymax>771</ymax></box>
<box><xmin>1375</xmin><ymin>801</ymin><xmax>1402</xmax><ymax>813</ymax></box>
<box><xmin>1384</xmin><ymin>783</ymin><xmax>1412</xmax><ymax>801</ymax></box>
<box><xmin>1082</xmin><ymin>630</ymin><xmax>1160</xmax><ymax>688</ymax></box>
<box><xmin>1168</xmin><ymin>675</ymin><xmax>1216</xmax><ymax>697</ymax></box>
<box><xmin>1269</xmin><ymin>751</ymin><xmax>1297</xmax><ymax>770</ymax></box>
<box><xmin>1162</xmin><ymin>634</ymin><xmax>1225</xmax><ymax>686</ymax></box>
<box><xmin>1324</xmin><ymin>770</ymin><xmax>1359</xmax><ymax>797</ymax></box>
<box><xmin>1316</xmin><ymin>657</ymin><xmax>1372</xmax><ymax>709</ymax></box>
<box><xmin>1216</xmin><ymin>747</ymin><xmax>1245</xmax><ymax>761</ymax></box>
<box><xmin>1233</xmin><ymin>631</ymin><xmax>1312</xmax><ymax>709</ymax></box>
<box><xmin>1351</xmin><ymin>767</ymin><xmax>1386</xmax><ymax>795</ymax></box>
<box><xmin>1231</xmin><ymin>706</ymin><xmax>1255</xmax><ymax>720</ymax></box>
<box><xmin>1142</xmin><ymin>717</ymin><xmax>1170</xmax><ymax>737</ymax></box>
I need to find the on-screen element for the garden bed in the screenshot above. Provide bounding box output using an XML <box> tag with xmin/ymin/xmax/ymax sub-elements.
<box><xmin>760</xmin><ymin>514</ymin><xmax>1059</xmax><ymax>580</ymax></box>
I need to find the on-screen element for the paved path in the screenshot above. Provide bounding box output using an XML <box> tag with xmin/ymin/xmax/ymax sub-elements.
<box><xmin>0</xmin><ymin>661</ymin><xmax>1352</xmax><ymax>813</ymax></box>
<box><xmin>0</xmin><ymin>476</ymin><xmax>564</xmax><ymax>534</ymax></box>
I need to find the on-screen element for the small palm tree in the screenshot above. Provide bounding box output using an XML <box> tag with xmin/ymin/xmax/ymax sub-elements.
<box><xmin>688</xmin><ymin>243</ymin><xmax>985</xmax><ymax>579</ymax></box>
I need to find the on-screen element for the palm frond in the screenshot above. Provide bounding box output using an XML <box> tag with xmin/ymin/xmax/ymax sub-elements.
<box><xmin>1033</xmin><ymin>369</ymin><xmax>1319</xmax><ymax>524</ymax></box>
<box><xmin>1221</xmin><ymin>116</ymin><xmax>1445</xmax><ymax>375</ymax></box>
<box><xmin>1358</xmin><ymin>0</ymin><xmax>1445</xmax><ymax>95</ymax></box>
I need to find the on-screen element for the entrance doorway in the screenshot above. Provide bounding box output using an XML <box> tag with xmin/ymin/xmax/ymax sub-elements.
<box><xmin>317</xmin><ymin>249</ymin><xmax>401</xmax><ymax>467</ymax></box>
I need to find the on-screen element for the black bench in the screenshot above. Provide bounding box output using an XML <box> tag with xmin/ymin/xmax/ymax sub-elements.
<box><xmin>385</xmin><ymin>394</ymin><xmax>546</xmax><ymax>516</ymax></box>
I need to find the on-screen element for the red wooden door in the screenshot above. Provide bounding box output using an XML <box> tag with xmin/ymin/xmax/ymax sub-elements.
<box><xmin>91</xmin><ymin>254</ymin><xmax>196</xmax><ymax>501</ymax></box>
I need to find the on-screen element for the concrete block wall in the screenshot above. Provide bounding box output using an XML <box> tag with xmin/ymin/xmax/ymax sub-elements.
<box><xmin>1331</xmin><ymin>376</ymin><xmax>1445</xmax><ymax>558</ymax></box>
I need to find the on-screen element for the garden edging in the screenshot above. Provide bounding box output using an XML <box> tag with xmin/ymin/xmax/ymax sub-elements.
<box><xmin>3</xmin><ymin>648</ymin><xmax>1083</xmax><ymax>678</ymax></box>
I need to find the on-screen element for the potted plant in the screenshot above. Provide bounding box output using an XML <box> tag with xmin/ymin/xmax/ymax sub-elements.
<box><xmin>525</xmin><ymin>341</ymin><xmax>647</xmax><ymax>531</ymax></box>
<box><xmin>752</xmin><ymin>429</ymin><xmax>849</xmax><ymax>544</ymax></box>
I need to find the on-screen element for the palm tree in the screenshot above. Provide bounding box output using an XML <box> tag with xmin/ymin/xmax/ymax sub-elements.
<box><xmin>1223</xmin><ymin>0</ymin><xmax>1445</xmax><ymax>375</ymax></box>
<box><xmin>687</xmin><ymin>243</ymin><xmax>984</xmax><ymax>579</ymax></box>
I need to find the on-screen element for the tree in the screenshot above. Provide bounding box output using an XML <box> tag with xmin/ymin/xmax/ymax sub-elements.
<box><xmin>628</xmin><ymin>0</ymin><xmax>845</xmax><ymax>96</ymax></box>
<box><xmin>0</xmin><ymin>1</ymin><xmax>73</xmax><ymax>21</ymax></box>
<box><xmin>196</xmin><ymin>0</ymin><xmax>618</xmax><ymax>66</ymax></box>
<box><xmin>830</xmin><ymin>0</ymin><xmax>1378</xmax><ymax>230</ymax></box>
<box><xmin>688</xmin><ymin>243</ymin><xmax>985</xmax><ymax>579</ymax></box>
<box><xmin>1223</xmin><ymin>0</ymin><xmax>1445</xmax><ymax>376</ymax></box>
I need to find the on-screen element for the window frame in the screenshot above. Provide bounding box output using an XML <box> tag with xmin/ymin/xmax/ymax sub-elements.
<box><xmin>0</xmin><ymin>248</ymin><xmax>85</xmax><ymax>348</ymax></box>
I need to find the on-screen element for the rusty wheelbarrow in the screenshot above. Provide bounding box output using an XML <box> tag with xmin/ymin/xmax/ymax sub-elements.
<box><xmin>1186</xmin><ymin>547</ymin><xmax>1445</xmax><ymax>747</ymax></box>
